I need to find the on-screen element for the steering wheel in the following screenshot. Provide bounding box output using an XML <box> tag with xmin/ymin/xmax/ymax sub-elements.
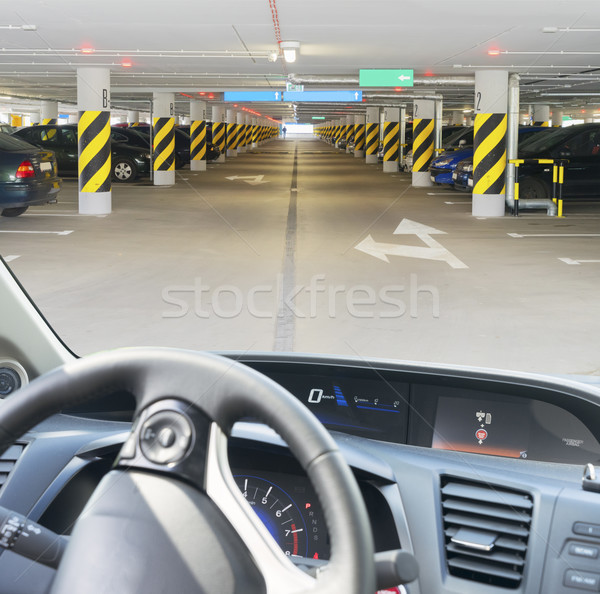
<box><xmin>0</xmin><ymin>348</ymin><xmax>376</xmax><ymax>594</ymax></box>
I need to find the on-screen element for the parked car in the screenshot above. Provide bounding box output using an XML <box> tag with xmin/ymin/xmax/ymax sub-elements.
<box><xmin>0</xmin><ymin>124</ymin><xmax>16</xmax><ymax>135</ymax></box>
<box><xmin>403</xmin><ymin>125</ymin><xmax>471</xmax><ymax>171</ymax></box>
<box><xmin>452</xmin><ymin>156</ymin><xmax>474</xmax><ymax>191</ymax></box>
<box><xmin>13</xmin><ymin>125</ymin><xmax>151</xmax><ymax>183</ymax></box>
<box><xmin>176</xmin><ymin>125</ymin><xmax>221</xmax><ymax>162</ymax></box>
<box><xmin>517</xmin><ymin>123</ymin><xmax>600</xmax><ymax>198</ymax></box>
<box><xmin>430</xmin><ymin>127</ymin><xmax>547</xmax><ymax>186</ymax></box>
<box><xmin>0</xmin><ymin>132</ymin><xmax>61</xmax><ymax>216</ymax></box>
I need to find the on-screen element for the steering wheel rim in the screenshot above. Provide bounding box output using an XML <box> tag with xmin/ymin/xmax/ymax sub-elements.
<box><xmin>0</xmin><ymin>348</ymin><xmax>376</xmax><ymax>594</ymax></box>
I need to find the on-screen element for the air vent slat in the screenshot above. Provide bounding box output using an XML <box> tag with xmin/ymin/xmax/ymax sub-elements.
<box><xmin>442</xmin><ymin>482</ymin><xmax>533</xmax><ymax>510</ymax></box>
<box><xmin>443</xmin><ymin>512</ymin><xmax>529</xmax><ymax>538</ymax></box>
<box><xmin>446</xmin><ymin>543</ymin><xmax>525</xmax><ymax>567</ymax></box>
<box><xmin>446</xmin><ymin>528</ymin><xmax>527</xmax><ymax>553</ymax></box>
<box><xmin>447</xmin><ymin>558</ymin><xmax>523</xmax><ymax>581</ymax></box>
<box><xmin>443</xmin><ymin>499</ymin><xmax>531</xmax><ymax>524</ymax></box>
<box><xmin>441</xmin><ymin>478</ymin><xmax>533</xmax><ymax>589</ymax></box>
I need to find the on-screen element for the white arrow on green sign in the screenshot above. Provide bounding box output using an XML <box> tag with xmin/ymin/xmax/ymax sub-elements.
<box><xmin>359</xmin><ymin>69</ymin><xmax>414</xmax><ymax>87</ymax></box>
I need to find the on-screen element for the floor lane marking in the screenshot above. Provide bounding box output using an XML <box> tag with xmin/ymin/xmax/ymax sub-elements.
<box><xmin>0</xmin><ymin>230</ymin><xmax>73</xmax><ymax>235</ymax></box>
<box><xmin>509</xmin><ymin>233</ymin><xmax>600</xmax><ymax>238</ymax></box>
<box><xmin>559</xmin><ymin>258</ymin><xmax>600</xmax><ymax>265</ymax></box>
<box><xmin>3</xmin><ymin>255</ymin><xmax>20</xmax><ymax>262</ymax></box>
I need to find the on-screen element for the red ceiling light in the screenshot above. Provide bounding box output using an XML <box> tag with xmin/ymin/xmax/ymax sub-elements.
<box><xmin>121</xmin><ymin>59</ymin><xmax>132</xmax><ymax>68</ymax></box>
<box><xmin>208</xmin><ymin>93</ymin><xmax>215</xmax><ymax>99</ymax></box>
<box><xmin>487</xmin><ymin>49</ymin><xmax>501</xmax><ymax>56</ymax></box>
<box><xmin>424</xmin><ymin>70</ymin><xmax>434</xmax><ymax>77</ymax></box>
<box><xmin>81</xmin><ymin>46</ymin><xmax>95</xmax><ymax>54</ymax></box>
<box><xmin>394</xmin><ymin>87</ymin><xmax>403</xmax><ymax>92</ymax></box>
<box><xmin>180</xmin><ymin>93</ymin><xmax>193</xmax><ymax>98</ymax></box>
<box><xmin>199</xmin><ymin>92</ymin><xmax>206</xmax><ymax>96</ymax></box>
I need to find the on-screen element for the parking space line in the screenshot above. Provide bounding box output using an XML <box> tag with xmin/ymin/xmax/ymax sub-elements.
<box><xmin>509</xmin><ymin>232</ymin><xmax>600</xmax><ymax>238</ymax></box>
<box><xmin>3</xmin><ymin>255</ymin><xmax>20</xmax><ymax>262</ymax></box>
<box><xmin>559</xmin><ymin>257</ymin><xmax>600</xmax><ymax>265</ymax></box>
<box><xmin>0</xmin><ymin>230</ymin><xmax>73</xmax><ymax>235</ymax></box>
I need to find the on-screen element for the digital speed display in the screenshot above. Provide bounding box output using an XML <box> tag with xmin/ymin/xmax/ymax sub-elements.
<box><xmin>264</xmin><ymin>369</ymin><xmax>410</xmax><ymax>444</ymax></box>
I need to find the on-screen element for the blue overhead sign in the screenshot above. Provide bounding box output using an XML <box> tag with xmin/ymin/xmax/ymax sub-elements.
<box><xmin>283</xmin><ymin>90</ymin><xmax>363</xmax><ymax>102</ymax></box>
<box><xmin>224</xmin><ymin>91</ymin><xmax>282</xmax><ymax>102</ymax></box>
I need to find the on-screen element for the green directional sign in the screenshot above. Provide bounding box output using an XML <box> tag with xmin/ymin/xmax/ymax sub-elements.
<box><xmin>359</xmin><ymin>69</ymin><xmax>414</xmax><ymax>87</ymax></box>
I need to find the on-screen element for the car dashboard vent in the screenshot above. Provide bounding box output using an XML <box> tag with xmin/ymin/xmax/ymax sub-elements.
<box><xmin>0</xmin><ymin>444</ymin><xmax>25</xmax><ymax>493</ymax></box>
<box><xmin>441</xmin><ymin>477</ymin><xmax>533</xmax><ymax>589</ymax></box>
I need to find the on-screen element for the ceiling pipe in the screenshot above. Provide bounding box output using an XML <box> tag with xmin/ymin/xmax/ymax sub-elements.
<box><xmin>287</xmin><ymin>74</ymin><xmax>475</xmax><ymax>86</ymax></box>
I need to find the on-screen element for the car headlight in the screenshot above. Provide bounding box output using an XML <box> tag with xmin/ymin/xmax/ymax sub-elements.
<box><xmin>143</xmin><ymin>152</ymin><xmax>151</xmax><ymax>159</ymax></box>
<box><xmin>433</xmin><ymin>158</ymin><xmax>452</xmax><ymax>167</ymax></box>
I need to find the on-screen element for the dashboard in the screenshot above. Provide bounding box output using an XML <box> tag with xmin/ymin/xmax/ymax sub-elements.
<box><xmin>1</xmin><ymin>352</ymin><xmax>600</xmax><ymax>594</ymax></box>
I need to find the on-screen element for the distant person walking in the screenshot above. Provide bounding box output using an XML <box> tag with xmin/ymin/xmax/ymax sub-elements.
<box><xmin>282</xmin><ymin>126</ymin><xmax>287</xmax><ymax>139</ymax></box>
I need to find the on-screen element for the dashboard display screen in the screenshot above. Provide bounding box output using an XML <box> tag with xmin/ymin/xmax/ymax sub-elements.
<box><xmin>432</xmin><ymin>396</ymin><xmax>530</xmax><ymax>458</ymax></box>
<box><xmin>263</xmin><ymin>368</ymin><xmax>409</xmax><ymax>444</ymax></box>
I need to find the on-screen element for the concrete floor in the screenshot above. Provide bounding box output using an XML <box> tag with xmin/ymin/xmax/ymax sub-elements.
<box><xmin>2</xmin><ymin>136</ymin><xmax>600</xmax><ymax>376</ymax></box>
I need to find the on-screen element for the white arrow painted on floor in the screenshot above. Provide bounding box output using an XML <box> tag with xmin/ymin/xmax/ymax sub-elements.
<box><xmin>4</xmin><ymin>255</ymin><xmax>20</xmax><ymax>262</ymax></box>
<box><xmin>355</xmin><ymin>219</ymin><xmax>468</xmax><ymax>269</ymax></box>
<box><xmin>0</xmin><ymin>230</ymin><xmax>73</xmax><ymax>235</ymax></box>
<box><xmin>559</xmin><ymin>258</ymin><xmax>600</xmax><ymax>266</ymax></box>
<box><xmin>225</xmin><ymin>175</ymin><xmax>268</xmax><ymax>185</ymax></box>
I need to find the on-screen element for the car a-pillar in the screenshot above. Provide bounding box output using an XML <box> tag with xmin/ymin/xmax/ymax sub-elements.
<box><xmin>382</xmin><ymin>107</ymin><xmax>400</xmax><ymax>173</ymax></box>
<box><xmin>472</xmin><ymin>70</ymin><xmax>508</xmax><ymax>217</ymax></box>
<box><xmin>412</xmin><ymin>99</ymin><xmax>435</xmax><ymax>187</ymax></box>
<box><xmin>41</xmin><ymin>100</ymin><xmax>58</xmax><ymax>125</ymax></box>
<box><xmin>365</xmin><ymin>106</ymin><xmax>380</xmax><ymax>164</ymax></box>
<box><xmin>77</xmin><ymin>67</ymin><xmax>112</xmax><ymax>215</ymax></box>
<box><xmin>190</xmin><ymin>100</ymin><xmax>207</xmax><ymax>172</ymax></box>
<box><xmin>153</xmin><ymin>92</ymin><xmax>176</xmax><ymax>186</ymax></box>
<box><xmin>354</xmin><ymin>114</ymin><xmax>366</xmax><ymax>158</ymax></box>
<box><xmin>533</xmin><ymin>105</ymin><xmax>550</xmax><ymax>127</ymax></box>
<box><xmin>212</xmin><ymin>105</ymin><xmax>226</xmax><ymax>163</ymax></box>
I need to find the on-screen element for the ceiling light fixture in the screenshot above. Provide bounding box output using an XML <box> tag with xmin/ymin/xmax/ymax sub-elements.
<box><xmin>543</xmin><ymin>26</ymin><xmax>600</xmax><ymax>33</ymax></box>
<box><xmin>279</xmin><ymin>41</ymin><xmax>300</xmax><ymax>63</ymax></box>
<box><xmin>268</xmin><ymin>50</ymin><xmax>278</xmax><ymax>63</ymax></box>
<box><xmin>487</xmin><ymin>49</ymin><xmax>501</xmax><ymax>56</ymax></box>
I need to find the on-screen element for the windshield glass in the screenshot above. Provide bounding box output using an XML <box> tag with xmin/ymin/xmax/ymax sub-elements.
<box><xmin>0</xmin><ymin>132</ymin><xmax>39</xmax><ymax>151</ymax></box>
<box><xmin>1</xmin><ymin>2</ymin><xmax>600</xmax><ymax>379</ymax></box>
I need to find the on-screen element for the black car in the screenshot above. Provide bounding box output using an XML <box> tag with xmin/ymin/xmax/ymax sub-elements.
<box><xmin>13</xmin><ymin>125</ymin><xmax>151</xmax><ymax>183</ymax></box>
<box><xmin>0</xmin><ymin>132</ymin><xmax>61</xmax><ymax>217</ymax></box>
<box><xmin>176</xmin><ymin>125</ymin><xmax>221</xmax><ymax>163</ymax></box>
<box><xmin>518</xmin><ymin>123</ymin><xmax>600</xmax><ymax>198</ymax></box>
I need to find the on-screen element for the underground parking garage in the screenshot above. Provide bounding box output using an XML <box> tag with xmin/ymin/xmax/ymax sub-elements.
<box><xmin>1</xmin><ymin>3</ymin><xmax>600</xmax><ymax>594</ymax></box>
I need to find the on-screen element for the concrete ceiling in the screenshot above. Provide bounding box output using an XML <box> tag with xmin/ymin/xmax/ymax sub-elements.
<box><xmin>2</xmin><ymin>0</ymin><xmax>600</xmax><ymax>122</ymax></box>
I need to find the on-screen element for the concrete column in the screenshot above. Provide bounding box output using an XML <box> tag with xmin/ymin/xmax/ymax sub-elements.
<box><xmin>68</xmin><ymin>114</ymin><xmax>79</xmax><ymax>124</ymax></box>
<box><xmin>412</xmin><ymin>99</ymin><xmax>435</xmax><ymax>187</ymax></box>
<box><xmin>211</xmin><ymin>105</ymin><xmax>226</xmax><ymax>163</ymax></box>
<box><xmin>153</xmin><ymin>92</ymin><xmax>176</xmax><ymax>186</ymax></box>
<box><xmin>251</xmin><ymin>117</ymin><xmax>258</xmax><ymax>148</ymax></box>
<box><xmin>382</xmin><ymin>107</ymin><xmax>399</xmax><ymax>172</ymax></box>
<box><xmin>451</xmin><ymin>111</ymin><xmax>464</xmax><ymax>125</ymax></box>
<box><xmin>532</xmin><ymin>105</ymin><xmax>550</xmax><ymax>127</ymax></box>
<box><xmin>551</xmin><ymin>109</ymin><xmax>563</xmax><ymax>127</ymax></box>
<box><xmin>345</xmin><ymin>115</ymin><xmax>353</xmax><ymax>153</ymax></box>
<box><xmin>365</xmin><ymin>107</ymin><xmax>380</xmax><ymax>164</ymax></box>
<box><xmin>29</xmin><ymin>111</ymin><xmax>40</xmax><ymax>126</ymax></box>
<box><xmin>41</xmin><ymin>100</ymin><xmax>58</xmax><ymax>125</ymax></box>
<box><xmin>472</xmin><ymin>70</ymin><xmax>508</xmax><ymax>217</ymax></box>
<box><xmin>190</xmin><ymin>100</ymin><xmax>207</xmax><ymax>171</ymax></box>
<box><xmin>227</xmin><ymin>109</ymin><xmax>238</xmax><ymax>157</ymax></box>
<box><xmin>128</xmin><ymin>110</ymin><xmax>139</xmax><ymax>126</ymax></box>
<box><xmin>399</xmin><ymin>106</ymin><xmax>406</xmax><ymax>167</ymax></box>
<box><xmin>354</xmin><ymin>114</ymin><xmax>366</xmax><ymax>158</ymax></box>
<box><xmin>77</xmin><ymin>67</ymin><xmax>112</xmax><ymax>214</ymax></box>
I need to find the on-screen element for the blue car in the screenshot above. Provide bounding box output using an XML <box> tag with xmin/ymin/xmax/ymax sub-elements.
<box><xmin>430</xmin><ymin>126</ymin><xmax>548</xmax><ymax>187</ymax></box>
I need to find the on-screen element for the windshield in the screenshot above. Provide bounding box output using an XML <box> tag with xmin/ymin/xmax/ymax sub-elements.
<box><xmin>0</xmin><ymin>132</ymin><xmax>39</xmax><ymax>151</ymax></box>
<box><xmin>1</xmin><ymin>1</ymin><xmax>599</xmax><ymax>379</ymax></box>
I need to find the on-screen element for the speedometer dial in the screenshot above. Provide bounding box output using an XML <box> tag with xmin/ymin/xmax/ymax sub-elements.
<box><xmin>233</xmin><ymin>474</ymin><xmax>328</xmax><ymax>559</ymax></box>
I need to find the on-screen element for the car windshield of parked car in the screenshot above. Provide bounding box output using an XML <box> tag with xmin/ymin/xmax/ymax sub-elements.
<box><xmin>519</xmin><ymin>127</ymin><xmax>575</xmax><ymax>156</ymax></box>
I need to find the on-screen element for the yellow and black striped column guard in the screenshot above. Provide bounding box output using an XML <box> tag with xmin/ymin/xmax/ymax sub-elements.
<box><xmin>383</xmin><ymin>121</ymin><xmax>400</xmax><ymax>163</ymax></box>
<box><xmin>78</xmin><ymin>110</ymin><xmax>111</xmax><ymax>193</ymax></box>
<box><xmin>226</xmin><ymin>122</ymin><xmax>237</xmax><ymax>151</ymax></box>
<box><xmin>153</xmin><ymin>117</ymin><xmax>175</xmax><ymax>171</ymax></box>
<box><xmin>412</xmin><ymin>118</ymin><xmax>434</xmax><ymax>172</ymax></box>
<box><xmin>473</xmin><ymin>113</ymin><xmax>507</xmax><ymax>195</ymax></box>
<box><xmin>532</xmin><ymin>121</ymin><xmax>550</xmax><ymax>127</ymax></box>
<box><xmin>365</xmin><ymin>123</ymin><xmax>379</xmax><ymax>156</ymax></box>
<box><xmin>354</xmin><ymin>123</ymin><xmax>365</xmax><ymax>152</ymax></box>
<box><xmin>190</xmin><ymin>120</ymin><xmax>206</xmax><ymax>162</ymax></box>
<box><xmin>213</xmin><ymin>121</ymin><xmax>226</xmax><ymax>154</ymax></box>
<box><xmin>42</xmin><ymin>118</ymin><xmax>57</xmax><ymax>125</ymax></box>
